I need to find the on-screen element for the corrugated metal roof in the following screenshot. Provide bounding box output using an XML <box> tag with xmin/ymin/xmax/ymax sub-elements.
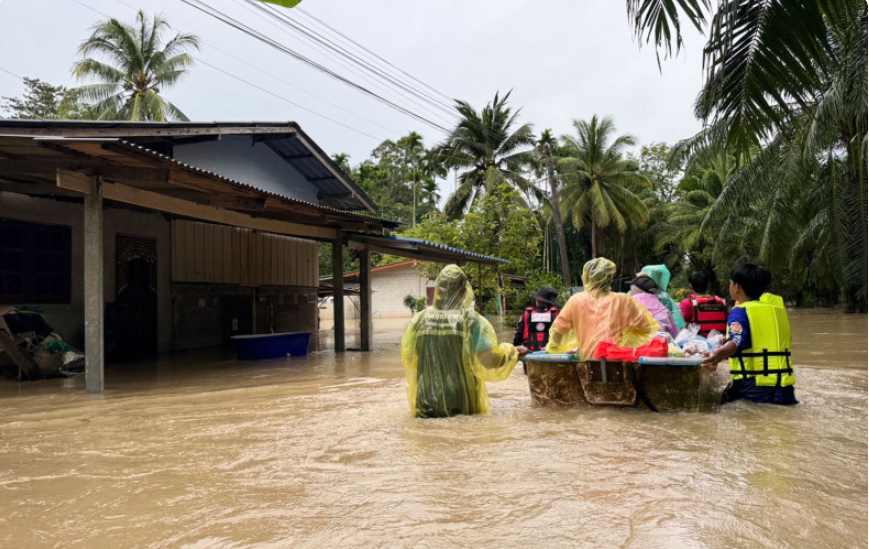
<box><xmin>347</xmin><ymin>233</ymin><xmax>509</xmax><ymax>266</ymax></box>
<box><xmin>107</xmin><ymin>139</ymin><xmax>399</xmax><ymax>227</ymax></box>
<box><xmin>0</xmin><ymin>120</ymin><xmax>377</xmax><ymax>213</ymax></box>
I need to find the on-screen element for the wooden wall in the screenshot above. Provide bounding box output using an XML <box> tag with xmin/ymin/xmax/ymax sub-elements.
<box><xmin>171</xmin><ymin>220</ymin><xmax>318</xmax><ymax>287</ymax></box>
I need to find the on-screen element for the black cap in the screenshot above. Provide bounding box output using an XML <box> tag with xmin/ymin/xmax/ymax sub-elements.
<box><xmin>531</xmin><ymin>285</ymin><xmax>559</xmax><ymax>306</ymax></box>
<box><xmin>627</xmin><ymin>275</ymin><xmax>659</xmax><ymax>293</ymax></box>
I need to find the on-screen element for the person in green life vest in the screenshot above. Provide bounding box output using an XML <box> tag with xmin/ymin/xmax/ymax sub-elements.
<box><xmin>401</xmin><ymin>264</ymin><xmax>522</xmax><ymax>418</ymax></box>
<box><xmin>701</xmin><ymin>262</ymin><xmax>797</xmax><ymax>405</ymax></box>
<box><xmin>640</xmin><ymin>264</ymin><xmax>686</xmax><ymax>330</ymax></box>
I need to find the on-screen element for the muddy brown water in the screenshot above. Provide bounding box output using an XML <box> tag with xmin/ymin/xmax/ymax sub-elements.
<box><xmin>0</xmin><ymin>310</ymin><xmax>865</xmax><ymax>549</ymax></box>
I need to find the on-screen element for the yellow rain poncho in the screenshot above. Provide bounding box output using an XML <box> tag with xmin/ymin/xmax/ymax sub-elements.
<box><xmin>547</xmin><ymin>258</ymin><xmax>660</xmax><ymax>359</ymax></box>
<box><xmin>401</xmin><ymin>265</ymin><xmax>518</xmax><ymax>418</ymax></box>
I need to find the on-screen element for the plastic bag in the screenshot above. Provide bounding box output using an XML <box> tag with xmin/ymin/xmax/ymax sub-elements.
<box><xmin>401</xmin><ymin>265</ymin><xmax>518</xmax><ymax>418</ymax></box>
<box><xmin>667</xmin><ymin>344</ymin><xmax>686</xmax><ymax>358</ymax></box>
<box><xmin>674</xmin><ymin>323</ymin><xmax>711</xmax><ymax>356</ymax></box>
<box><xmin>674</xmin><ymin>324</ymin><xmax>700</xmax><ymax>347</ymax></box>
<box><xmin>706</xmin><ymin>330</ymin><xmax>725</xmax><ymax>350</ymax></box>
<box><xmin>681</xmin><ymin>339</ymin><xmax>710</xmax><ymax>357</ymax></box>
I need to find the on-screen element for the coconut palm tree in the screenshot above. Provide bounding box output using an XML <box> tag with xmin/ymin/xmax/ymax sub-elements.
<box><xmin>558</xmin><ymin>115</ymin><xmax>651</xmax><ymax>258</ymax></box>
<box><xmin>628</xmin><ymin>0</ymin><xmax>867</xmax><ymax>311</ymax></box>
<box><xmin>440</xmin><ymin>91</ymin><xmax>538</xmax><ymax>218</ymax></box>
<box><xmin>72</xmin><ymin>10</ymin><xmax>199</xmax><ymax>121</ymax></box>
<box><xmin>537</xmin><ymin>129</ymin><xmax>571</xmax><ymax>286</ymax></box>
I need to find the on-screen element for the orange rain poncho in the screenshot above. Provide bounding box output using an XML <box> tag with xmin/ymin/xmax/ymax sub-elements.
<box><xmin>546</xmin><ymin>258</ymin><xmax>660</xmax><ymax>359</ymax></box>
<box><xmin>401</xmin><ymin>265</ymin><xmax>518</xmax><ymax>418</ymax></box>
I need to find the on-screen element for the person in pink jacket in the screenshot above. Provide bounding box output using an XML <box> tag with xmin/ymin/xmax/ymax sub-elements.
<box><xmin>628</xmin><ymin>275</ymin><xmax>678</xmax><ymax>338</ymax></box>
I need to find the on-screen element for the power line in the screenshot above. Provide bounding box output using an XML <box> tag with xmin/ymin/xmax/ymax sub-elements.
<box><xmin>201</xmin><ymin>43</ymin><xmax>402</xmax><ymax>136</ymax></box>
<box><xmin>0</xmin><ymin>66</ymin><xmax>24</xmax><ymax>81</ymax></box>
<box><xmin>251</xmin><ymin>1</ymin><xmax>459</xmax><ymax>121</ymax></box>
<box><xmin>194</xmin><ymin>57</ymin><xmax>383</xmax><ymax>140</ymax></box>
<box><xmin>179</xmin><ymin>0</ymin><xmax>452</xmax><ymax>133</ymax></box>
<box><xmin>232</xmin><ymin>0</ymin><xmax>456</xmax><ymax>129</ymax></box>
<box><xmin>69</xmin><ymin>0</ymin><xmax>395</xmax><ymax>142</ymax></box>
<box><xmin>295</xmin><ymin>6</ymin><xmax>456</xmax><ymax>106</ymax></box>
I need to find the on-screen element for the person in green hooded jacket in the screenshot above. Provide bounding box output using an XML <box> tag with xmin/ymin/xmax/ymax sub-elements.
<box><xmin>639</xmin><ymin>264</ymin><xmax>686</xmax><ymax>330</ymax></box>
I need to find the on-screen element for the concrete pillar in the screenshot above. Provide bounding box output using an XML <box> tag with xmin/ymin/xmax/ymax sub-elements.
<box><xmin>332</xmin><ymin>233</ymin><xmax>345</xmax><ymax>353</ymax></box>
<box><xmin>359</xmin><ymin>245</ymin><xmax>372</xmax><ymax>352</ymax></box>
<box><xmin>84</xmin><ymin>181</ymin><xmax>104</xmax><ymax>394</ymax></box>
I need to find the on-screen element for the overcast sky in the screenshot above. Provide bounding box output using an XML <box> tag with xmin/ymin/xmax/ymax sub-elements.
<box><xmin>0</xmin><ymin>0</ymin><xmax>707</xmax><ymax>167</ymax></box>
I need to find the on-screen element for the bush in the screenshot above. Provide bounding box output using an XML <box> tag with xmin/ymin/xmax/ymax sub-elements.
<box><xmin>403</xmin><ymin>294</ymin><xmax>427</xmax><ymax>314</ymax></box>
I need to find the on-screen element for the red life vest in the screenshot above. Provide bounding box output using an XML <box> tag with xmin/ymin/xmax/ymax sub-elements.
<box><xmin>689</xmin><ymin>295</ymin><xmax>727</xmax><ymax>336</ymax></box>
<box><xmin>522</xmin><ymin>306</ymin><xmax>559</xmax><ymax>350</ymax></box>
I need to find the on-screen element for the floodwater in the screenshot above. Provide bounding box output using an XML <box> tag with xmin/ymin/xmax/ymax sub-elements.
<box><xmin>0</xmin><ymin>310</ymin><xmax>865</xmax><ymax>549</ymax></box>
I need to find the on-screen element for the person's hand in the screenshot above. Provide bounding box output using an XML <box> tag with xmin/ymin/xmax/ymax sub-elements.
<box><xmin>701</xmin><ymin>351</ymin><xmax>719</xmax><ymax>371</ymax></box>
<box><xmin>516</xmin><ymin>345</ymin><xmax>530</xmax><ymax>357</ymax></box>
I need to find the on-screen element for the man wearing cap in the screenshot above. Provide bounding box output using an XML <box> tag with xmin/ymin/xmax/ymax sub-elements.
<box><xmin>513</xmin><ymin>285</ymin><xmax>561</xmax><ymax>362</ymax></box>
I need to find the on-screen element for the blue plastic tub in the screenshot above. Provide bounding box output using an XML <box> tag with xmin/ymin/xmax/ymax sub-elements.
<box><xmin>231</xmin><ymin>332</ymin><xmax>312</xmax><ymax>360</ymax></box>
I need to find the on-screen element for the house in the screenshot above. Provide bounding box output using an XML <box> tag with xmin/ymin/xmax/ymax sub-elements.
<box><xmin>0</xmin><ymin>120</ymin><xmax>508</xmax><ymax>393</ymax></box>
<box><xmin>320</xmin><ymin>260</ymin><xmax>433</xmax><ymax>320</ymax></box>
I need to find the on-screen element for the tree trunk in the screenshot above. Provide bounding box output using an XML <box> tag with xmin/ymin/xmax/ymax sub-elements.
<box><xmin>590</xmin><ymin>209</ymin><xmax>597</xmax><ymax>259</ymax></box>
<box><xmin>547</xmin><ymin>152</ymin><xmax>571</xmax><ymax>286</ymax></box>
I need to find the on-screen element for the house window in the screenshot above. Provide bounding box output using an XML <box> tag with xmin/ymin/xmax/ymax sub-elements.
<box><xmin>0</xmin><ymin>218</ymin><xmax>71</xmax><ymax>304</ymax></box>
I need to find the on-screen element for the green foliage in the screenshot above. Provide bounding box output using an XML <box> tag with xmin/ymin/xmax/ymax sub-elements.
<box><xmin>384</xmin><ymin>186</ymin><xmax>542</xmax><ymax>307</ymax></box>
<box><xmin>628</xmin><ymin>0</ymin><xmax>867</xmax><ymax>311</ymax></box>
<box><xmin>403</xmin><ymin>294</ymin><xmax>426</xmax><ymax>314</ymax></box>
<box><xmin>353</xmin><ymin>132</ymin><xmax>443</xmax><ymax>226</ymax></box>
<box><xmin>72</xmin><ymin>10</ymin><xmax>199</xmax><ymax>121</ymax></box>
<box><xmin>0</xmin><ymin>78</ymin><xmax>95</xmax><ymax>119</ymax></box>
<box><xmin>440</xmin><ymin>91</ymin><xmax>540</xmax><ymax>218</ymax></box>
<box><xmin>634</xmin><ymin>142</ymin><xmax>682</xmax><ymax>202</ymax></box>
<box><xmin>558</xmin><ymin>115</ymin><xmax>651</xmax><ymax>258</ymax></box>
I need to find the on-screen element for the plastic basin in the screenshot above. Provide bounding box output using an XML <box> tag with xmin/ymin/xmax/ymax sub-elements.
<box><xmin>230</xmin><ymin>332</ymin><xmax>312</xmax><ymax>360</ymax></box>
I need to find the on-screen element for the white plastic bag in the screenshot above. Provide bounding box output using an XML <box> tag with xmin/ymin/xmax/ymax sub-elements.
<box><xmin>706</xmin><ymin>330</ymin><xmax>725</xmax><ymax>350</ymax></box>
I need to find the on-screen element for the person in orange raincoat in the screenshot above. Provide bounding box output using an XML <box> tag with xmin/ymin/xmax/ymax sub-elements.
<box><xmin>546</xmin><ymin>258</ymin><xmax>660</xmax><ymax>359</ymax></box>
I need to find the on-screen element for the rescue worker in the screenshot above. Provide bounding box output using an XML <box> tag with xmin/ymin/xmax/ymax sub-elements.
<box><xmin>628</xmin><ymin>275</ymin><xmax>678</xmax><ymax>338</ymax></box>
<box><xmin>701</xmin><ymin>263</ymin><xmax>797</xmax><ymax>405</ymax></box>
<box><xmin>513</xmin><ymin>285</ymin><xmax>560</xmax><ymax>352</ymax></box>
<box><xmin>640</xmin><ymin>264</ymin><xmax>686</xmax><ymax>330</ymax></box>
<box><xmin>401</xmin><ymin>264</ymin><xmax>521</xmax><ymax>418</ymax></box>
<box><xmin>547</xmin><ymin>258</ymin><xmax>660</xmax><ymax>360</ymax></box>
<box><xmin>679</xmin><ymin>271</ymin><xmax>727</xmax><ymax>336</ymax></box>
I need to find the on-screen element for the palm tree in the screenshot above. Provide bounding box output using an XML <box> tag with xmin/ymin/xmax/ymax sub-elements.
<box><xmin>628</xmin><ymin>0</ymin><xmax>867</xmax><ymax>311</ymax></box>
<box><xmin>440</xmin><ymin>91</ymin><xmax>538</xmax><ymax>218</ymax></box>
<box><xmin>537</xmin><ymin>129</ymin><xmax>571</xmax><ymax>286</ymax></box>
<box><xmin>558</xmin><ymin>115</ymin><xmax>651</xmax><ymax>258</ymax></box>
<box><xmin>72</xmin><ymin>10</ymin><xmax>199</xmax><ymax>121</ymax></box>
<box><xmin>398</xmin><ymin>132</ymin><xmax>426</xmax><ymax>226</ymax></box>
<box><xmin>332</xmin><ymin>153</ymin><xmax>352</xmax><ymax>174</ymax></box>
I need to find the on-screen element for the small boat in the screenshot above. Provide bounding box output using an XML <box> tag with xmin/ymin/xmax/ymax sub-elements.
<box><xmin>524</xmin><ymin>352</ymin><xmax>717</xmax><ymax>412</ymax></box>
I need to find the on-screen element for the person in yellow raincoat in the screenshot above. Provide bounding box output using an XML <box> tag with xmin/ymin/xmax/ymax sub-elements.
<box><xmin>401</xmin><ymin>264</ymin><xmax>520</xmax><ymax>418</ymax></box>
<box><xmin>546</xmin><ymin>258</ymin><xmax>660</xmax><ymax>359</ymax></box>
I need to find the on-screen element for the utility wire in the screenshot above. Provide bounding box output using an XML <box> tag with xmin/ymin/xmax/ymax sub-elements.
<box><xmin>295</xmin><ymin>6</ymin><xmax>456</xmax><ymax>106</ymax></box>
<box><xmin>180</xmin><ymin>0</ymin><xmax>452</xmax><ymax>133</ymax></box>
<box><xmin>201</xmin><ymin>43</ymin><xmax>402</xmax><ymax>136</ymax></box>
<box><xmin>252</xmin><ymin>1</ymin><xmax>459</xmax><ymax>121</ymax></box>
<box><xmin>231</xmin><ymin>0</ymin><xmax>454</xmax><ymax>128</ymax></box>
<box><xmin>70</xmin><ymin>0</ymin><xmax>393</xmax><ymax>142</ymax></box>
<box><xmin>194</xmin><ymin>57</ymin><xmax>382</xmax><ymax>140</ymax></box>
